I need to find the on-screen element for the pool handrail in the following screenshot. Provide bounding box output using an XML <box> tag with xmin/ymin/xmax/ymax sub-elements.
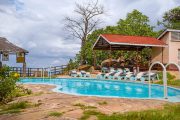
<box><xmin>149</xmin><ymin>61</ymin><xmax>167</xmax><ymax>99</ymax></box>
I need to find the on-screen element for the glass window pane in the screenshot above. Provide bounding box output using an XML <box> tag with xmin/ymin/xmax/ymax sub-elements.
<box><xmin>172</xmin><ymin>32</ymin><xmax>180</xmax><ymax>41</ymax></box>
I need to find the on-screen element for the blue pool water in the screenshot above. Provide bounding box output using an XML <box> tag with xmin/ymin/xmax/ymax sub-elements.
<box><xmin>20</xmin><ymin>78</ymin><xmax>180</xmax><ymax>100</ymax></box>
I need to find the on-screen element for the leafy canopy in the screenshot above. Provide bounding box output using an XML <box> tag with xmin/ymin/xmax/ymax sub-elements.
<box><xmin>116</xmin><ymin>9</ymin><xmax>158</xmax><ymax>37</ymax></box>
<box><xmin>158</xmin><ymin>6</ymin><xmax>180</xmax><ymax>29</ymax></box>
<box><xmin>68</xmin><ymin>9</ymin><xmax>158</xmax><ymax>68</ymax></box>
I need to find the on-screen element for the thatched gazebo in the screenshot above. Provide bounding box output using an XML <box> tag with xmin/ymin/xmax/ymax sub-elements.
<box><xmin>0</xmin><ymin>37</ymin><xmax>28</xmax><ymax>76</ymax></box>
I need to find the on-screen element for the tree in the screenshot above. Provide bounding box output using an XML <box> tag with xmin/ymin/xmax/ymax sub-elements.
<box><xmin>83</xmin><ymin>10</ymin><xmax>157</xmax><ymax>65</ymax></box>
<box><xmin>158</xmin><ymin>6</ymin><xmax>180</xmax><ymax>29</ymax></box>
<box><xmin>65</xmin><ymin>0</ymin><xmax>104</xmax><ymax>64</ymax></box>
<box><xmin>67</xmin><ymin>9</ymin><xmax>158</xmax><ymax>68</ymax></box>
<box><xmin>116</xmin><ymin>9</ymin><xmax>157</xmax><ymax>37</ymax></box>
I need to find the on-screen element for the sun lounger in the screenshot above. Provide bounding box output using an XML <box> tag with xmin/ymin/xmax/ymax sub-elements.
<box><xmin>124</xmin><ymin>68</ymin><xmax>130</xmax><ymax>73</ymax></box>
<box><xmin>113</xmin><ymin>72</ymin><xmax>125</xmax><ymax>80</ymax></box>
<box><xmin>112</xmin><ymin>68</ymin><xmax>123</xmax><ymax>79</ymax></box>
<box><xmin>80</xmin><ymin>70</ymin><xmax>86</xmax><ymax>77</ymax></box>
<box><xmin>104</xmin><ymin>69</ymin><xmax>117</xmax><ymax>79</ymax></box>
<box><xmin>76</xmin><ymin>72</ymin><xmax>82</xmax><ymax>77</ymax></box>
<box><xmin>70</xmin><ymin>70</ymin><xmax>77</xmax><ymax>77</ymax></box>
<box><xmin>142</xmin><ymin>72</ymin><xmax>158</xmax><ymax>82</ymax></box>
<box><xmin>112</xmin><ymin>68</ymin><xmax>132</xmax><ymax>80</ymax></box>
<box><xmin>96</xmin><ymin>72</ymin><xmax>105</xmax><ymax>79</ymax></box>
<box><xmin>106</xmin><ymin>71</ymin><xmax>117</xmax><ymax>79</ymax></box>
<box><xmin>129</xmin><ymin>72</ymin><xmax>158</xmax><ymax>82</ymax></box>
<box><xmin>97</xmin><ymin>70</ymin><xmax>116</xmax><ymax>80</ymax></box>
<box><xmin>85</xmin><ymin>72</ymin><xmax>91</xmax><ymax>77</ymax></box>
<box><xmin>97</xmin><ymin>67</ymin><xmax>116</xmax><ymax>79</ymax></box>
<box><xmin>70</xmin><ymin>70</ymin><xmax>91</xmax><ymax>78</ymax></box>
<box><xmin>124</xmin><ymin>72</ymin><xmax>134</xmax><ymax>80</ymax></box>
<box><xmin>128</xmin><ymin>72</ymin><xmax>146</xmax><ymax>81</ymax></box>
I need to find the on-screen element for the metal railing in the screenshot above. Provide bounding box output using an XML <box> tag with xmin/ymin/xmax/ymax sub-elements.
<box><xmin>9</xmin><ymin>65</ymin><xmax>68</xmax><ymax>77</ymax></box>
<box><xmin>148</xmin><ymin>61</ymin><xmax>180</xmax><ymax>99</ymax></box>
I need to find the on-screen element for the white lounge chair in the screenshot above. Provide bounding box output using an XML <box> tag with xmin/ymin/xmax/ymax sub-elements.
<box><xmin>96</xmin><ymin>72</ymin><xmax>105</xmax><ymax>79</ymax></box>
<box><xmin>124</xmin><ymin>68</ymin><xmax>130</xmax><ymax>73</ymax></box>
<box><xmin>143</xmin><ymin>72</ymin><xmax>158</xmax><ymax>82</ymax></box>
<box><xmin>129</xmin><ymin>72</ymin><xmax>158</xmax><ymax>82</ymax></box>
<box><xmin>70</xmin><ymin>70</ymin><xmax>77</xmax><ymax>77</ymax></box>
<box><xmin>85</xmin><ymin>72</ymin><xmax>91</xmax><ymax>77</ymax></box>
<box><xmin>80</xmin><ymin>70</ymin><xmax>86</xmax><ymax>77</ymax></box>
<box><xmin>113</xmin><ymin>72</ymin><xmax>124</xmax><ymax>80</ymax></box>
<box><xmin>113</xmin><ymin>70</ymin><xmax>132</xmax><ymax>80</ymax></box>
<box><xmin>124</xmin><ymin>72</ymin><xmax>134</xmax><ymax>80</ymax></box>
<box><xmin>127</xmin><ymin>72</ymin><xmax>146</xmax><ymax>81</ymax></box>
<box><xmin>104</xmin><ymin>70</ymin><xmax>116</xmax><ymax>79</ymax></box>
<box><xmin>76</xmin><ymin>72</ymin><xmax>82</xmax><ymax>77</ymax></box>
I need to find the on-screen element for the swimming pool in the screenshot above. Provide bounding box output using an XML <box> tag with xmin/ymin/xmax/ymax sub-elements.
<box><xmin>20</xmin><ymin>78</ymin><xmax>180</xmax><ymax>101</ymax></box>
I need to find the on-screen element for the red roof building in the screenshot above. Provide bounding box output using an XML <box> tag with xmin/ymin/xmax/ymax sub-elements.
<box><xmin>93</xmin><ymin>34</ymin><xmax>167</xmax><ymax>50</ymax></box>
<box><xmin>93</xmin><ymin>31</ymin><xmax>180</xmax><ymax>70</ymax></box>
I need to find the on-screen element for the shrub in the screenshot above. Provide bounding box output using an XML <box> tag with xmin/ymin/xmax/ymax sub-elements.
<box><xmin>0</xmin><ymin>66</ymin><xmax>20</xmax><ymax>103</ymax></box>
<box><xmin>98</xmin><ymin>101</ymin><xmax>108</xmax><ymax>105</ymax></box>
<box><xmin>13</xmin><ymin>85</ymin><xmax>32</xmax><ymax>97</ymax></box>
<box><xmin>158</xmin><ymin>72</ymin><xmax>176</xmax><ymax>80</ymax></box>
<box><xmin>73</xmin><ymin>103</ymin><xmax>97</xmax><ymax>110</ymax></box>
<box><xmin>5</xmin><ymin>101</ymin><xmax>30</xmax><ymax>110</ymax></box>
<box><xmin>48</xmin><ymin>111</ymin><xmax>63</xmax><ymax>117</ymax></box>
<box><xmin>0</xmin><ymin>101</ymin><xmax>31</xmax><ymax>115</ymax></box>
<box><xmin>156</xmin><ymin>72</ymin><xmax>179</xmax><ymax>87</ymax></box>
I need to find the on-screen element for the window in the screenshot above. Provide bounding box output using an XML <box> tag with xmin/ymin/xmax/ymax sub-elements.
<box><xmin>171</xmin><ymin>32</ymin><xmax>180</xmax><ymax>41</ymax></box>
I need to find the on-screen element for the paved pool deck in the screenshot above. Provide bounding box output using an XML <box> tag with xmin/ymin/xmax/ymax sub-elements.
<box><xmin>0</xmin><ymin>84</ymin><xmax>176</xmax><ymax>120</ymax></box>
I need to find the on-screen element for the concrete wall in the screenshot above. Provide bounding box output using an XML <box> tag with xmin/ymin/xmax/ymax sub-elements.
<box><xmin>168</xmin><ymin>32</ymin><xmax>180</xmax><ymax>65</ymax></box>
<box><xmin>168</xmin><ymin>71</ymin><xmax>180</xmax><ymax>79</ymax></box>
<box><xmin>152</xmin><ymin>31</ymin><xmax>180</xmax><ymax>70</ymax></box>
<box><xmin>151</xmin><ymin>47</ymin><xmax>163</xmax><ymax>62</ymax></box>
<box><xmin>152</xmin><ymin>32</ymin><xmax>170</xmax><ymax>64</ymax></box>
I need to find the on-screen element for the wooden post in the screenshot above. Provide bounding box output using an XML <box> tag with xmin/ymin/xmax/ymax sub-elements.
<box><xmin>22</xmin><ymin>54</ymin><xmax>26</xmax><ymax>77</ymax></box>
<box><xmin>136</xmin><ymin>47</ymin><xmax>139</xmax><ymax>73</ymax></box>
<box><xmin>93</xmin><ymin>50</ymin><xmax>97</xmax><ymax>67</ymax></box>
<box><xmin>109</xmin><ymin>45</ymin><xmax>112</xmax><ymax>58</ymax></box>
<box><xmin>109</xmin><ymin>45</ymin><xmax>112</xmax><ymax>68</ymax></box>
<box><xmin>161</xmin><ymin>47</ymin><xmax>164</xmax><ymax>64</ymax></box>
<box><xmin>0</xmin><ymin>52</ymin><xmax>2</xmax><ymax>68</ymax></box>
<box><xmin>23</xmin><ymin>62</ymin><xmax>26</xmax><ymax>77</ymax></box>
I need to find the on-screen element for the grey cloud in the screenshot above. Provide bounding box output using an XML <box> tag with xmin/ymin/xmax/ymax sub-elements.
<box><xmin>0</xmin><ymin>0</ymin><xmax>14</xmax><ymax>5</ymax></box>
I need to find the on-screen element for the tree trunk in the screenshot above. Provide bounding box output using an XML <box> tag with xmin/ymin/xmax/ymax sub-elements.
<box><xmin>80</xmin><ymin>37</ymin><xmax>86</xmax><ymax>65</ymax></box>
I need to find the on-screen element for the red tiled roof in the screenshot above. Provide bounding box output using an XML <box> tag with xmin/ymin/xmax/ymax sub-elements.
<box><xmin>101</xmin><ymin>34</ymin><xmax>167</xmax><ymax>47</ymax></box>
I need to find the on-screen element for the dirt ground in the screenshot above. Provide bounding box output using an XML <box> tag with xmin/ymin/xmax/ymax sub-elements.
<box><xmin>0</xmin><ymin>84</ymin><xmax>169</xmax><ymax>120</ymax></box>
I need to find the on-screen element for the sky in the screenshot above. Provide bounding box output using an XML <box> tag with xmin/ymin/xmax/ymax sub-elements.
<box><xmin>0</xmin><ymin>0</ymin><xmax>179</xmax><ymax>68</ymax></box>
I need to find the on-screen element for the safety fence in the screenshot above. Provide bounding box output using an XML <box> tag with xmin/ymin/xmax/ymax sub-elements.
<box><xmin>10</xmin><ymin>65</ymin><xmax>68</xmax><ymax>77</ymax></box>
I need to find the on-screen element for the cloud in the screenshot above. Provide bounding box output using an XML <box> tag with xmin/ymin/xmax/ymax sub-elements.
<box><xmin>0</xmin><ymin>0</ymin><xmax>179</xmax><ymax>67</ymax></box>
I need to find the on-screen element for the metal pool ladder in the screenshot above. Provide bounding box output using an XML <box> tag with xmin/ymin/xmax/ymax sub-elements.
<box><xmin>148</xmin><ymin>61</ymin><xmax>180</xmax><ymax>99</ymax></box>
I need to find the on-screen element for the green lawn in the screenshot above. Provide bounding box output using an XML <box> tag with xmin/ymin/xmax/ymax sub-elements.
<box><xmin>156</xmin><ymin>79</ymin><xmax>180</xmax><ymax>88</ymax></box>
<box><xmin>48</xmin><ymin>111</ymin><xmax>63</xmax><ymax>117</ymax></box>
<box><xmin>80</xmin><ymin>104</ymin><xmax>180</xmax><ymax>120</ymax></box>
<box><xmin>0</xmin><ymin>101</ymin><xmax>31</xmax><ymax>115</ymax></box>
<box><xmin>156</xmin><ymin>72</ymin><xmax>180</xmax><ymax>88</ymax></box>
<box><xmin>0</xmin><ymin>101</ymin><xmax>40</xmax><ymax>115</ymax></box>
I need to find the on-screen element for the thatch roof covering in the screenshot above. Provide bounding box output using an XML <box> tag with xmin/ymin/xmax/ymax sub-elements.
<box><xmin>78</xmin><ymin>65</ymin><xmax>91</xmax><ymax>71</ymax></box>
<box><xmin>101</xmin><ymin>58</ymin><xmax>118</xmax><ymax>67</ymax></box>
<box><xmin>0</xmin><ymin>37</ymin><xmax>28</xmax><ymax>54</ymax></box>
